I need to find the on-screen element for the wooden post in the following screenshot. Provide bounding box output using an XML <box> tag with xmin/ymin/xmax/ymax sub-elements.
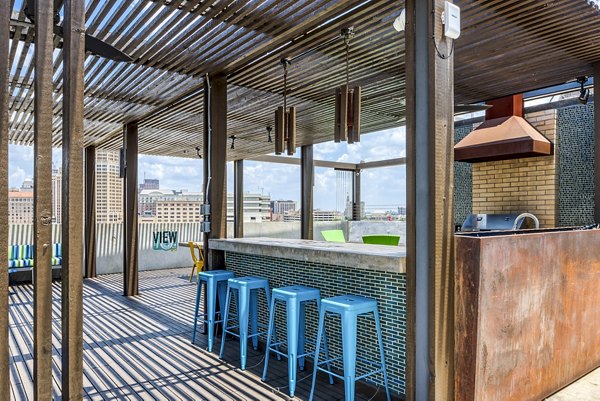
<box><xmin>301</xmin><ymin>145</ymin><xmax>314</xmax><ymax>239</ymax></box>
<box><xmin>62</xmin><ymin>0</ymin><xmax>85</xmax><ymax>396</ymax></box>
<box><xmin>406</xmin><ymin>0</ymin><xmax>455</xmax><ymax>400</ymax></box>
<box><xmin>33</xmin><ymin>0</ymin><xmax>55</xmax><ymax>398</ymax></box>
<box><xmin>124</xmin><ymin>122</ymin><xmax>139</xmax><ymax>296</ymax></box>
<box><xmin>234</xmin><ymin>159</ymin><xmax>244</xmax><ymax>238</ymax></box>
<box><xmin>352</xmin><ymin>169</ymin><xmax>361</xmax><ymax>221</ymax></box>
<box><xmin>0</xmin><ymin>0</ymin><xmax>9</xmax><ymax>395</ymax></box>
<box><xmin>594</xmin><ymin>63</ymin><xmax>600</xmax><ymax>223</ymax></box>
<box><xmin>85</xmin><ymin>146</ymin><xmax>97</xmax><ymax>278</ymax></box>
<box><xmin>202</xmin><ymin>75</ymin><xmax>227</xmax><ymax>269</ymax></box>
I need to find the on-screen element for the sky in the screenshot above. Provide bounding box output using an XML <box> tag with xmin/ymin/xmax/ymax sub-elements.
<box><xmin>8</xmin><ymin>126</ymin><xmax>406</xmax><ymax>213</ymax></box>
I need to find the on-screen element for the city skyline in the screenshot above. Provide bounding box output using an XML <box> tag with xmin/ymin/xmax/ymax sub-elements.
<box><xmin>7</xmin><ymin>126</ymin><xmax>406</xmax><ymax>213</ymax></box>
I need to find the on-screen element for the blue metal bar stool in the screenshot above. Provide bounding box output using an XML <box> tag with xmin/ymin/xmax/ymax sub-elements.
<box><xmin>191</xmin><ymin>270</ymin><xmax>235</xmax><ymax>352</ymax></box>
<box><xmin>309</xmin><ymin>295</ymin><xmax>391</xmax><ymax>401</ymax></box>
<box><xmin>219</xmin><ymin>276</ymin><xmax>272</xmax><ymax>369</ymax></box>
<box><xmin>262</xmin><ymin>285</ymin><xmax>334</xmax><ymax>398</ymax></box>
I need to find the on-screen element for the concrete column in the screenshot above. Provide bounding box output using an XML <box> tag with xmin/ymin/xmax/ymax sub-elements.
<box><xmin>123</xmin><ymin>122</ymin><xmax>139</xmax><ymax>296</ymax></box>
<box><xmin>406</xmin><ymin>0</ymin><xmax>455</xmax><ymax>400</ymax></box>
<box><xmin>234</xmin><ymin>159</ymin><xmax>244</xmax><ymax>238</ymax></box>
<box><xmin>301</xmin><ymin>145</ymin><xmax>314</xmax><ymax>239</ymax></box>
<box><xmin>202</xmin><ymin>75</ymin><xmax>227</xmax><ymax>269</ymax></box>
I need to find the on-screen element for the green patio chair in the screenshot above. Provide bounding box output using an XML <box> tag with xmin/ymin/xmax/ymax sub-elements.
<box><xmin>362</xmin><ymin>234</ymin><xmax>400</xmax><ymax>246</ymax></box>
<box><xmin>320</xmin><ymin>230</ymin><xmax>346</xmax><ymax>243</ymax></box>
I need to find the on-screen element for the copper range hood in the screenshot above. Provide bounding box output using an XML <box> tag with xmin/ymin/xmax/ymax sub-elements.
<box><xmin>454</xmin><ymin>94</ymin><xmax>553</xmax><ymax>163</ymax></box>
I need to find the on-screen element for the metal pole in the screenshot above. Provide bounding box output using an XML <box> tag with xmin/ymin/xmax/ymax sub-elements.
<box><xmin>33</xmin><ymin>0</ymin><xmax>54</xmax><ymax>398</ymax></box>
<box><xmin>124</xmin><ymin>122</ymin><xmax>139</xmax><ymax>296</ymax></box>
<box><xmin>301</xmin><ymin>145</ymin><xmax>314</xmax><ymax>239</ymax></box>
<box><xmin>352</xmin><ymin>169</ymin><xmax>361</xmax><ymax>221</ymax></box>
<box><xmin>234</xmin><ymin>159</ymin><xmax>244</xmax><ymax>238</ymax></box>
<box><xmin>85</xmin><ymin>146</ymin><xmax>97</xmax><ymax>278</ymax></box>
<box><xmin>0</xmin><ymin>0</ymin><xmax>10</xmax><ymax>394</ymax></box>
<box><xmin>62</xmin><ymin>0</ymin><xmax>86</xmax><ymax>396</ymax></box>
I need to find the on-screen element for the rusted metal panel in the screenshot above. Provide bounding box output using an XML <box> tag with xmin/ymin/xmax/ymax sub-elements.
<box><xmin>33</xmin><ymin>0</ymin><xmax>55</xmax><ymax>398</ymax></box>
<box><xmin>455</xmin><ymin>230</ymin><xmax>600</xmax><ymax>401</ymax></box>
<box><xmin>0</xmin><ymin>0</ymin><xmax>9</xmax><ymax>394</ymax></box>
<box><xmin>62</xmin><ymin>0</ymin><xmax>86</xmax><ymax>396</ymax></box>
<box><xmin>124</xmin><ymin>122</ymin><xmax>139</xmax><ymax>296</ymax></box>
<box><xmin>85</xmin><ymin>146</ymin><xmax>97</xmax><ymax>278</ymax></box>
<box><xmin>286</xmin><ymin>106</ymin><xmax>296</xmax><ymax>155</ymax></box>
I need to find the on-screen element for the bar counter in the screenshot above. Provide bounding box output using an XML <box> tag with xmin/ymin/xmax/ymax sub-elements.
<box><xmin>210</xmin><ymin>237</ymin><xmax>406</xmax><ymax>273</ymax></box>
<box><xmin>209</xmin><ymin>237</ymin><xmax>407</xmax><ymax>396</ymax></box>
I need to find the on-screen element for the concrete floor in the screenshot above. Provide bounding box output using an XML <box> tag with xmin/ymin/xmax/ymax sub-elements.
<box><xmin>547</xmin><ymin>367</ymin><xmax>600</xmax><ymax>401</ymax></box>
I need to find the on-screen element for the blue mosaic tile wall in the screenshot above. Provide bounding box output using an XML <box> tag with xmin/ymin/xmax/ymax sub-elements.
<box><xmin>224</xmin><ymin>251</ymin><xmax>407</xmax><ymax>396</ymax></box>
<box><xmin>454</xmin><ymin>124</ymin><xmax>474</xmax><ymax>225</ymax></box>
<box><xmin>557</xmin><ymin>103</ymin><xmax>595</xmax><ymax>226</ymax></box>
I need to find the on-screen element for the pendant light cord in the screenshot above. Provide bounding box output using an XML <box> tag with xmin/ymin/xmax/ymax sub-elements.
<box><xmin>282</xmin><ymin>60</ymin><xmax>288</xmax><ymax>111</ymax></box>
<box><xmin>344</xmin><ymin>35</ymin><xmax>350</xmax><ymax>88</ymax></box>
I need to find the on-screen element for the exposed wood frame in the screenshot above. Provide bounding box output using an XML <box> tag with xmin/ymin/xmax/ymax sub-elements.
<box><xmin>234</xmin><ymin>159</ymin><xmax>244</xmax><ymax>238</ymax></box>
<box><xmin>85</xmin><ymin>146</ymin><xmax>97</xmax><ymax>278</ymax></box>
<box><xmin>301</xmin><ymin>145</ymin><xmax>314</xmax><ymax>240</ymax></box>
<box><xmin>61</xmin><ymin>0</ymin><xmax>86</xmax><ymax>395</ymax></box>
<box><xmin>202</xmin><ymin>75</ymin><xmax>227</xmax><ymax>269</ymax></box>
<box><xmin>406</xmin><ymin>0</ymin><xmax>455</xmax><ymax>400</ymax></box>
<box><xmin>124</xmin><ymin>122</ymin><xmax>139</xmax><ymax>296</ymax></box>
<box><xmin>33</xmin><ymin>0</ymin><xmax>55</xmax><ymax>398</ymax></box>
<box><xmin>0</xmin><ymin>0</ymin><xmax>9</xmax><ymax>394</ymax></box>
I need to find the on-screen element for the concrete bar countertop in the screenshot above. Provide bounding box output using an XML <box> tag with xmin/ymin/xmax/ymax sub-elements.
<box><xmin>210</xmin><ymin>237</ymin><xmax>406</xmax><ymax>273</ymax></box>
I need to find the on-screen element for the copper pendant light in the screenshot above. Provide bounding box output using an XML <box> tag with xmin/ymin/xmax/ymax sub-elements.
<box><xmin>335</xmin><ymin>27</ymin><xmax>361</xmax><ymax>144</ymax></box>
<box><xmin>274</xmin><ymin>58</ymin><xmax>297</xmax><ymax>155</ymax></box>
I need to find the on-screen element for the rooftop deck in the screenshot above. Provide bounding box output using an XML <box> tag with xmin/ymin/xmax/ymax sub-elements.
<box><xmin>8</xmin><ymin>268</ymin><xmax>389</xmax><ymax>400</ymax></box>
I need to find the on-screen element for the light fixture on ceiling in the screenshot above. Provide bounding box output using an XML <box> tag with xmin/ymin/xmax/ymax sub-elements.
<box><xmin>577</xmin><ymin>76</ymin><xmax>590</xmax><ymax>104</ymax></box>
<box><xmin>274</xmin><ymin>58</ymin><xmax>296</xmax><ymax>155</ymax></box>
<box><xmin>393</xmin><ymin>9</ymin><xmax>406</xmax><ymax>32</ymax></box>
<box><xmin>230</xmin><ymin>135</ymin><xmax>236</xmax><ymax>150</ymax></box>
<box><xmin>335</xmin><ymin>27</ymin><xmax>361</xmax><ymax>144</ymax></box>
<box><xmin>195</xmin><ymin>146</ymin><xmax>202</xmax><ymax>159</ymax></box>
<box><xmin>266</xmin><ymin>126</ymin><xmax>273</xmax><ymax>143</ymax></box>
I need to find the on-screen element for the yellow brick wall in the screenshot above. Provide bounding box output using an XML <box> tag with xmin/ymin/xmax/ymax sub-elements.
<box><xmin>472</xmin><ymin>109</ymin><xmax>558</xmax><ymax>227</ymax></box>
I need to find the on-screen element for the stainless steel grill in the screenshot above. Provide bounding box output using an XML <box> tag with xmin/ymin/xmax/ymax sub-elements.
<box><xmin>460</xmin><ymin>213</ymin><xmax>526</xmax><ymax>232</ymax></box>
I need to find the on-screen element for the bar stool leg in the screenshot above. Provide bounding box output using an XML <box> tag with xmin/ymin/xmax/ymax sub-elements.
<box><xmin>219</xmin><ymin>285</ymin><xmax>233</xmax><ymax>359</ymax></box>
<box><xmin>261</xmin><ymin>296</ymin><xmax>277</xmax><ymax>382</ymax></box>
<box><xmin>250</xmin><ymin>289</ymin><xmax>259</xmax><ymax>351</ymax></box>
<box><xmin>286</xmin><ymin>299</ymin><xmax>300</xmax><ymax>397</ymax></box>
<box><xmin>374</xmin><ymin>309</ymin><xmax>391</xmax><ymax>401</ymax></box>
<box><xmin>341</xmin><ymin>311</ymin><xmax>358</xmax><ymax>401</ymax></box>
<box><xmin>298</xmin><ymin>301</ymin><xmax>306</xmax><ymax>371</ymax></box>
<box><xmin>309</xmin><ymin>305</ymin><xmax>326</xmax><ymax>401</ymax></box>
<box><xmin>239</xmin><ymin>286</ymin><xmax>250</xmax><ymax>370</ymax></box>
<box><xmin>206</xmin><ymin>278</ymin><xmax>217</xmax><ymax>352</ymax></box>
<box><xmin>191</xmin><ymin>278</ymin><xmax>203</xmax><ymax>344</ymax></box>
<box><xmin>316</xmin><ymin>298</ymin><xmax>335</xmax><ymax>385</ymax></box>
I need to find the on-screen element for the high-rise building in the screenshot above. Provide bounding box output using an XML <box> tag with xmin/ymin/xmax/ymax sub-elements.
<box><xmin>227</xmin><ymin>193</ymin><xmax>271</xmax><ymax>222</ymax></box>
<box><xmin>270</xmin><ymin>200</ymin><xmax>296</xmax><ymax>215</ymax></box>
<box><xmin>96</xmin><ymin>150</ymin><xmax>123</xmax><ymax>223</ymax></box>
<box><xmin>52</xmin><ymin>166</ymin><xmax>62</xmax><ymax>224</ymax></box>
<box><xmin>9</xmin><ymin>181</ymin><xmax>33</xmax><ymax>224</ymax></box>
<box><xmin>139</xmin><ymin>178</ymin><xmax>159</xmax><ymax>192</ymax></box>
<box><xmin>139</xmin><ymin>189</ymin><xmax>203</xmax><ymax>223</ymax></box>
<box><xmin>283</xmin><ymin>209</ymin><xmax>344</xmax><ymax>222</ymax></box>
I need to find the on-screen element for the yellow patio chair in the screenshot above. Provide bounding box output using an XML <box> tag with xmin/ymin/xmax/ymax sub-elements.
<box><xmin>189</xmin><ymin>242</ymin><xmax>204</xmax><ymax>282</ymax></box>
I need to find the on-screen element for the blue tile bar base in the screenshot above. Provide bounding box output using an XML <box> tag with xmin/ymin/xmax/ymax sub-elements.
<box><xmin>224</xmin><ymin>251</ymin><xmax>406</xmax><ymax>397</ymax></box>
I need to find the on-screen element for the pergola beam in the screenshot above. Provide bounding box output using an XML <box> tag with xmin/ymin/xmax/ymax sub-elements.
<box><xmin>406</xmin><ymin>0</ymin><xmax>455</xmax><ymax>400</ymax></box>
<box><xmin>123</xmin><ymin>122</ymin><xmax>139</xmax><ymax>296</ymax></box>
<box><xmin>61</xmin><ymin>0</ymin><xmax>86</xmax><ymax>395</ymax></box>
<box><xmin>0</xmin><ymin>0</ymin><xmax>9</xmax><ymax>395</ymax></box>
<box><xmin>32</xmin><ymin>0</ymin><xmax>55</xmax><ymax>397</ymax></box>
<box><xmin>248</xmin><ymin>154</ymin><xmax>406</xmax><ymax>170</ymax></box>
<box><xmin>301</xmin><ymin>145</ymin><xmax>314</xmax><ymax>240</ymax></box>
<box><xmin>202</xmin><ymin>75</ymin><xmax>227</xmax><ymax>268</ymax></box>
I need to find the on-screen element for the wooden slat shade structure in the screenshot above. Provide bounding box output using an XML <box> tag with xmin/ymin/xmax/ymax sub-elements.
<box><xmin>3</xmin><ymin>0</ymin><xmax>600</xmax><ymax>159</ymax></box>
